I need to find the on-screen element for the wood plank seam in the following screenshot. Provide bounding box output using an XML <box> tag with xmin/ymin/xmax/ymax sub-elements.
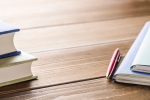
<box><xmin>28</xmin><ymin>38</ymin><xmax>135</xmax><ymax>54</ymax></box>
<box><xmin>0</xmin><ymin>76</ymin><xmax>106</xmax><ymax>96</ymax></box>
<box><xmin>21</xmin><ymin>13</ymin><xmax>150</xmax><ymax>31</ymax></box>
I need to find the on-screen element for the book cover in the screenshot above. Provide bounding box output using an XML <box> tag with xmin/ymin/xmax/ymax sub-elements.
<box><xmin>0</xmin><ymin>51</ymin><xmax>37</xmax><ymax>68</ymax></box>
<box><xmin>0</xmin><ymin>21</ymin><xmax>20</xmax><ymax>35</ymax></box>
<box><xmin>0</xmin><ymin>51</ymin><xmax>21</xmax><ymax>59</ymax></box>
<box><xmin>131</xmin><ymin>27</ymin><xmax>150</xmax><ymax>73</ymax></box>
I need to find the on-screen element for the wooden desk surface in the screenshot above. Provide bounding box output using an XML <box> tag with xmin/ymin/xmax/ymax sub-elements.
<box><xmin>1</xmin><ymin>0</ymin><xmax>150</xmax><ymax>100</ymax></box>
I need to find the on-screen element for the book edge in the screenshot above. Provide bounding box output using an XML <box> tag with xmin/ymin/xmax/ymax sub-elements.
<box><xmin>0</xmin><ymin>75</ymin><xmax>38</xmax><ymax>87</ymax></box>
<box><xmin>0</xmin><ymin>51</ymin><xmax>21</xmax><ymax>59</ymax></box>
<box><xmin>0</xmin><ymin>51</ymin><xmax>38</xmax><ymax>68</ymax></box>
<box><xmin>0</xmin><ymin>29</ymin><xmax>20</xmax><ymax>35</ymax></box>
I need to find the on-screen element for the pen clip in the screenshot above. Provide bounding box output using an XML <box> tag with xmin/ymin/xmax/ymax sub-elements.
<box><xmin>117</xmin><ymin>54</ymin><xmax>121</xmax><ymax>62</ymax></box>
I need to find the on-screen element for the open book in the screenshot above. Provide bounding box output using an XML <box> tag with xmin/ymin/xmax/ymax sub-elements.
<box><xmin>113</xmin><ymin>21</ymin><xmax>150</xmax><ymax>86</ymax></box>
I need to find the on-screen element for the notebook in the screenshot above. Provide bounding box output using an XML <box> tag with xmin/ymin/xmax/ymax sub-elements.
<box><xmin>113</xmin><ymin>21</ymin><xmax>150</xmax><ymax>86</ymax></box>
<box><xmin>131</xmin><ymin>26</ymin><xmax>150</xmax><ymax>73</ymax></box>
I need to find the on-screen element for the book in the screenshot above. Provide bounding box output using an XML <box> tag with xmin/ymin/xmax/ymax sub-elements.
<box><xmin>131</xmin><ymin>26</ymin><xmax>150</xmax><ymax>73</ymax></box>
<box><xmin>0</xmin><ymin>51</ymin><xmax>37</xmax><ymax>87</ymax></box>
<box><xmin>0</xmin><ymin>21</ymin><xmax>21</xmax><ymax>59</ymax></box>
<box><xmin>113</xmin><ymin>21</ymin><xmax>150</xmax><ymax>86</ymax></box>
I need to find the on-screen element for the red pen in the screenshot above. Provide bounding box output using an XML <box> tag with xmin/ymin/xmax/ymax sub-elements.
<box><xmin>106</xmin><ymin>48</ymin><xmax>121</xmax><ymax>79</ymax></box>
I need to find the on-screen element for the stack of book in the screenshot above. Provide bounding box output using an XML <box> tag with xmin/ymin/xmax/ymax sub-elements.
<box><xmin>112</xmin><ymin>21</ymin><xmax>150</xmax><ymax>86</ymax></box>
<box><xmin>0</xmin><ymin>21</ymin><xmax>37</xmax><ymax>87</ymax></box>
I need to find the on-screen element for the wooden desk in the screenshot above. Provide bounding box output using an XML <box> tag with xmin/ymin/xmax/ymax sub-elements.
<box><xmin>1</xmin><ymin>0</ymin><xmax>150</xmax><ymax>99</ymax></box>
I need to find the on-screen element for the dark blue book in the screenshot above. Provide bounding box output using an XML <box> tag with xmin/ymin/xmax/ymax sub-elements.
<box><xmin>113</xmin><ymin>21</ymin><xmax>150</xmax><ymax>86</ymax></box>
<box><xmin>0</xmin><ymin>21</ymin><xmax>21</xmax><ymax>59</ymax></box>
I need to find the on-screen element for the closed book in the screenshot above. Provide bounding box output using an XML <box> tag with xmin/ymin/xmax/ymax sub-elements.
<box><xmin>0</xmin><ymin>21</ymin><xmax>21</xmax><ymax>59</ymax></box>
<box><xmin>113</xmin><ymin>21</ymin><xmax>150</xmax><ymax>86</ymax></box>
<box><xmin>130</xmin><ymin>26</ymin><xmax>150</xmax><ymax>73</ymax></box>
<box><xmin>0</xmin><ymin>51</ymin><xmax>37</xmax><ymax>87</ymax></box>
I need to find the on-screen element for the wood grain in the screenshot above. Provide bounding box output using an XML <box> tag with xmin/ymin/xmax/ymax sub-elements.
<box><xmin>0</xmin><ymin>39</ymin><xmax>133</xmax><ymax>95</ymax></box>
<box><xmin>0</xmin><ymin>0</ymin><xmax>150</xmax><ymax>29</ymax></box>
<box><xmin>0</xmin><ymin>15</ymin><xmax>148</xmax><ymax>96</ymax></box>
<box><xmin>14</xmin><ymin>15</ymin><xmax>150</xmax><ymax>53</ymax></box>
<box><xmin>1</xmin><ymin>78</ymin><xmax>150</xmax><ymax>100</ymax></box>
<box><xmin>1</xmin><ymin>0</ymin><xmax>150</xmax><ymax>99</ymax></box>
